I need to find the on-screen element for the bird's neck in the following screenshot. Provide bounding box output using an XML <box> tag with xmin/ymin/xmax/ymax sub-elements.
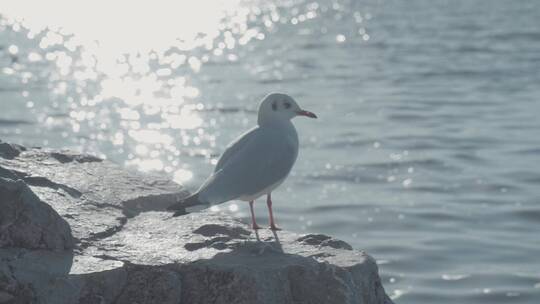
<box><xmin>258</xmin><ymin>119</ymin><xmax>298</xmax><ymax>145</ymax></box>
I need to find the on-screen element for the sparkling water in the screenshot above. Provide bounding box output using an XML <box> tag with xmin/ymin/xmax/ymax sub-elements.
<box><xmin>1</xmin><ymin>0</ymin><xmax>540</xmax><ymax>302</ymax></box>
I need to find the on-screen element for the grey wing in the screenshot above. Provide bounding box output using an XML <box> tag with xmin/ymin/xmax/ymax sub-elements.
<box><xmin>198</xmin><ymin>128</ymin><xmax>298</xmax><ymax>204</ymax></box>
<box><xmin>214</xmin><ymin>127</ymin><xmax>259</xmax><ymax>172</ymax></box>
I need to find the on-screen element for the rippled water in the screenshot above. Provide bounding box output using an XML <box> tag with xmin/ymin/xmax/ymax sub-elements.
<box><xmin>2</xmin><ymin>0</ymin><xmax>540</xmax><ymax>302</ymax></box>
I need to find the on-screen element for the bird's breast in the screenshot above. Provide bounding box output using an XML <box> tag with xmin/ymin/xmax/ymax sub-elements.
<box><xmin>276</xmin><ymin>120</ymin><xmax>299</xmax><ymax>147</ymax></box>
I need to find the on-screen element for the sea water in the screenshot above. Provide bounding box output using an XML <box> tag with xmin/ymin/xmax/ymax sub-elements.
<box><xmin>1</xmin><ymin>0</ymin><xmax>540</xmax><ymax>302</ymax></box>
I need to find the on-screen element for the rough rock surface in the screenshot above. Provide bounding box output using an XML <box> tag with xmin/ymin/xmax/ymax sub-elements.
<box><xmin>0</xmin><ymin>141</ymin><xmax>394</xmax><ymax>304</ymax></box>
<box><xmin>0</xmin><ymin>143</ymin><xmax>189</xmax><ymax>249</ymax></box>
<box><xmin>0</xmin><ymin>140</ymin><xmax>26</xmax><ymax>160</ymax></box>
<box><xmin>0</xmin><ymin>177</ymin><xmax>74</xmax><ymax>251</ymax></box>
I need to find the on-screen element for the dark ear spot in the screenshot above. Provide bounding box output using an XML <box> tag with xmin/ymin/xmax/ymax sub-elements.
<box><xmin>284</xmin><ymin>101</ymin><xmax>291</xmax><ymax>109</ymax></box>
<box><xmin>272</xmin><ymin>101</ymin><xmax>278</xmax><ymax>111</ymax></box>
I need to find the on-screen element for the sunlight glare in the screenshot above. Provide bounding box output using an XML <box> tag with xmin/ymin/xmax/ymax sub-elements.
<box><xmin>173</xmin><ymin>168</ymin><xmax>194</xmax><ymax>184</ymax></box>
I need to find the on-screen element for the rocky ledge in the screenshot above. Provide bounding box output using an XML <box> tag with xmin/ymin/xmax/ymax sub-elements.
<box><xmin>0</xmin><ymin>140</ymin><xmax>393</xmax><ymax>304</ymax></box>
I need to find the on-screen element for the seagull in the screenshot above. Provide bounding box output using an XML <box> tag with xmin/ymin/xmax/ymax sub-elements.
<box><xmin>168</xmin><ymin>93</ymin><xmax>317</xmax><ymax>230</ymax></box>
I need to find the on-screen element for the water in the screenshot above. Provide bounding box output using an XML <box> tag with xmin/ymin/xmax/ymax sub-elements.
<box><xmin>2</xmin><ymin>0</ymin><xmax>540</xmax><ymax>302</ymax></box>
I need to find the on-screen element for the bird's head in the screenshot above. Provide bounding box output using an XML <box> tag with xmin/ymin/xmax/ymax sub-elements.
<box><xmin>257</xmin><ymin>93</ymin><xmax>317</xmax><ymax>126</ymax></box>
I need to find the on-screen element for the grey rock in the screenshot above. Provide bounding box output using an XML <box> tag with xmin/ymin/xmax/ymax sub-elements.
<box><xmin>48</xmin><ymin>151</ymin><xmax>101</xmax><ymax>164</ymax></box>
<box><xmin>114</xmin><ymin>264</ymin><xmax>182</xmax><ymax>304</ymax></box>
<box><xmin>0</xmin><ymin>256</ymin><xmax>35</xmax><ymax>304</ymax></box>
<box><xmin>0</xmin><ymin>248</ymin><xmax>72</xmax><ymax>303</ymax></box>
<box><xmin>0</xmin><ymin>140</ymin><xmax>26</xmax><ymax>160</ymax></box>
<box><xmin>0</xmin><ymin>177</ymin><xmax>74</xmax><ymax>251</ymax></box>
<box><xmin>0</xmin><ymin>142</ymin><xmax>394</xmax><ymax>304</ymax></box>
<box><xmin>297</xmin><ymin>233</ymin><xmax>354</xmax><ymax>250</ymax></box>
<box><xmin>84</xmin><ymin>211</ymin><xmax>392</xmax><ymax>304</ymax></box>
<box><xmin>0</xmin><ymin>146</ymin><xmax>189</xmax><ymax>248</ymax></box>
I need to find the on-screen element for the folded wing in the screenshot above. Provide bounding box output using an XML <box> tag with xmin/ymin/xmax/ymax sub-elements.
<box><xmin>198</xmin><ymin>126</ymin><xmax>298</xmax><ymax>204</ymax></box>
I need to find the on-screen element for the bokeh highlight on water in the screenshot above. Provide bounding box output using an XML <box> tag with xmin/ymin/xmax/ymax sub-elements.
<box><xmin>1</xmin><ymin>0</ymin><xmax>540</xmax><ymax>302</ymax></box>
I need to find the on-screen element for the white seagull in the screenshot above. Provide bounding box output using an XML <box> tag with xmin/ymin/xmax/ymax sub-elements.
<box><xmin>168</xmin><ymin>93</ymin><xmax>317</xmax><ymax>230</ymax></box>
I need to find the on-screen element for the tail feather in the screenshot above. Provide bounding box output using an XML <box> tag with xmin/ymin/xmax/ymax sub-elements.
<box><xmin>167</xmin><ymin>193</ymin><xmax>205</xmax><ymax>217</ymax></box>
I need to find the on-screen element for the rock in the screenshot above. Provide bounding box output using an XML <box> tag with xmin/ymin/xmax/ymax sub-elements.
<box><xmin>84</xmin><ymin>211</ymin><xmax>391</xmax><ymax>304</ymax></box>
<box><xmin>297</xmin><ymin>233</ymin><xmax>354</xmax><ymax>250</ymax></box>
<box><xmin>0</xmin><ymin>258</ymin><xmax>35</xmax><ymax>304</ymax></box>
<box><xmin>114</xmin><ymin>264</ymin><xmax>182</xmax><ymax>304</ymax></box>
<box><xmin>0</xmin><ymin>140</ymin><xmax>26</xmax><ymax>160</ymax></box>
<box><xmin>48</xmin><ymin>151</ymin><xmax>101</xmax><ymax>164</ymax></box>
<box><xmin>0</xmin><ymin>177</ymin><xmax>74</xmax><ymax>251</ymax></box>
<box><xmin>0</xmin><ymin>141</ymin><xmax>394</xmax><ymax>304</ymax></box>
<box><xmin>0</xmin><ymin>146</ymin><xmax>189</xmax><ymax>248</ymax></box>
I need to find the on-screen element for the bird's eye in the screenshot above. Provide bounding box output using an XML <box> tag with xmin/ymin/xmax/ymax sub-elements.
<box><xmin>284</xmin><ymin>101</ymin><xmax>291</xmax><ymax>109</ymax></box>
<box><xmin>272</xmin><ymin>101</ymin><xmax>278</xmax><ymax>111</ymax></box>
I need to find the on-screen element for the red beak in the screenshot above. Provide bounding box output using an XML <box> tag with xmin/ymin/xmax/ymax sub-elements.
<box><xmin>296</xmin><ymin>109</ymin><xmax>318</xmax><ymax>119</ymax></box>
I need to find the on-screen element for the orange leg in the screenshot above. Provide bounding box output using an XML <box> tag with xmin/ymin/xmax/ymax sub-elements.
<box><xmin>249</xmin><ymin>200</ymin><xmax>261</xmax><ymax>230</ymax></box>
<box><xmin>267</xmin><ymin>193</ymin><xmax>281</xmax><ymax>230</ymax></box>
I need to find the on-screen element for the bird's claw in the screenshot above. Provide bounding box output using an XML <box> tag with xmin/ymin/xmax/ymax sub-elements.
<box><xmin>251</xmin><ymin>224</ymin><xmax>262</xmax><ymax>230</ymax></box>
